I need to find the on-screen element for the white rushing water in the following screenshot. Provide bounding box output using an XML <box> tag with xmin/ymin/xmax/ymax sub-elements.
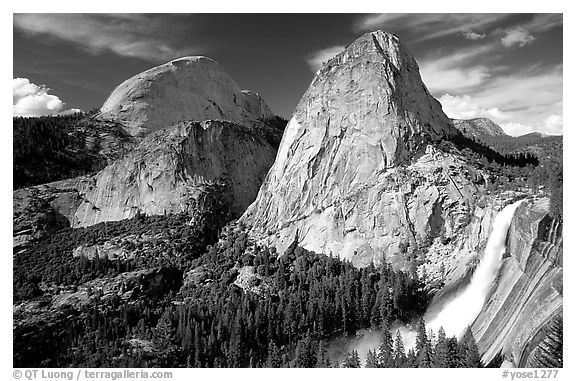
<box><xmin>425</xmin><ymin>199</ymin><xmax>525</xmax><ymax>338</ymax></box>
<box><xmin>346</xmin><ymin>199</ymin><xmax>525</xmax><ymax>359</ymax></box>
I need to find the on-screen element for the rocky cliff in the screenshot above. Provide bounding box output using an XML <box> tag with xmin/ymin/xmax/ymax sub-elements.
<box><xmin>14</xmin><ymin>56</ymin><xmax>283</xmax><ymax>246</ymax></box>
<box><xmin>241</xmin><ymin>31</ymin><xmax>484</xmax><ymax>271</ymax></box>
<box><xmin>99</xmin><ymin>56</ymin><xmax>273</xmax><ymax>136</ymax></box>
<box><xmin>14</xmin><ymin>120</ymin><xmax>278</xmax><ymax>241</ymax></box>
<box><xmin>472</xmin><ymin>197</ymin><xmax>563</xmax><ymax>366</ymax></box>
<box><xmin>452</xmin><ymin>118</ymin><xmax>507</xmax><ymax>140</ymax></box>
<box><xmin>71</xmin><ymin>120</ymin><xmax>277</xmax><ymax>227</ymax></box>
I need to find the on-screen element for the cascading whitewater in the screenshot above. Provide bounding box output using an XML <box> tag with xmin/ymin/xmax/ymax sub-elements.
<box><xmin>335</xmin><ymin>200</ymin><xmax>526</xmax><ymax>360</ymax></box>
<box><xmin>425</xmin><ymin>199</ymin><xmax>525</xmax><ymax>338</ymax></box>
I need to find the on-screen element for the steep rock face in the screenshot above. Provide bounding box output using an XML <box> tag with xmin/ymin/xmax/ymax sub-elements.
<box><xmin>452</xmin><ymin>118</ymin><xmax>507</xmax><ymax>140</ymax></box>
<box><xmin>13</xmin><ymin>119</ymin><xmax>279</xmax><ymax>243</ymax></box>
<box><xmin>241</xmin><ymin>31</ymin><xmax>480</xmax><ymax>269</ymax></box>
<box><xmin>70</xmin><ymin>120</ymin><xmax>277</xmax><ymax>227</ymax></box>
<box><xmin>472</xmin><ymin>198</ymin><xmax>563</xmax><ymax>366</ymax></box>
<box><xmin>99</xmin><ymin>56</ymin><xmax>273</xmax><ymax>136</ymax></box>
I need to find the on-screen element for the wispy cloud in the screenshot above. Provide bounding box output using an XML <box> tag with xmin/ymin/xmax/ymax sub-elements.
<box><xmin>419</xmin><ymin>44</ymin><xmax>496</xmax><ymax>93</ymax></box>
<box><xmin>306</xmin><ymin>45</ymin><xmax>345</xmax><ymax>72</ymax></box>
<box><xmin>13</xmin><ymin>77</ymin><xmax>81</xmax><ymax>117</ymax></box>
<box><xmin>13</xmin><ymin>14</ymin><xmax>199</xmax><ymax>62</ymax></box>
<box><xmin>354</xmin><ymin>13</ymin><xmax>509</xmax><ymax>42</ymax></box>
<box><xmin>495</xmin><ymin>13</ymin><xmax>562</xmax><ymax>49</ymax></box>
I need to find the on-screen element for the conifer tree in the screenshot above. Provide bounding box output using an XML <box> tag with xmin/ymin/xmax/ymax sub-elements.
<box><xmin>393</xmin><ymin>330</ymin><xmax>406</xmax><ymax>368</ymax></box>
<box><xmin>342</xmin><ymin>350</ymin><xmax>361</xmax><ymax>368</ymax></box>
<box><xmin>415</xmin><ymin>317</ymin><xmax>429</xmax><ymax>354</ymax></box>
<box><xmin>315</xmin><ymin>340</ymin><xmax>331</xmax><ymax>368</ymax></box>
<box><xmin>378</xmin><ymin>321</ymin><xmax>394</xmax><ymax>367</ymax></box>
<box><xmin>433</xmin><ymin>326</ymin><xmax>450</xmax><ymax>367</ymax></box>
<box><xmin>294</xmin><ymin>335</ymin><xmax>316</xmax><ymax>368</ymax></box>
<box><xmin>458</xmin><ymin>326</ymin><xmax>482</xmax><ymax>368</ymax></box>
<box><xmin>365</xmin><ymin>349</ymin><xmax>379</xmax><ymax>368</ymax></box>
<box><xmin>267</xmin><ymin>341</ymin><xmax>282</xmax><ymax>368</ymax></box>
<box><xmin>406</xmin><ymin>348</ymin><xmax>418</xmax><ymax>368</ymax></box>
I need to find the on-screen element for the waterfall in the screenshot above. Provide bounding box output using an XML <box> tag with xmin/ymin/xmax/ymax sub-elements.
<box><xmin>425</xmin><ymin>199</ymin><xmax>525</xmax><ymax>338</ymax></box>
<box><xmin>343</xmin><ymin>199</ymin><xmax>525</xmax><ymax>359</ymax></box>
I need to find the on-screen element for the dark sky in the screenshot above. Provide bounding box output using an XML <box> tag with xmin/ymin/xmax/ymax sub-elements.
<box><xmin>13</xmin><ymin>13</ymin><xmax>563</xmax><ymax>135</ymax></box>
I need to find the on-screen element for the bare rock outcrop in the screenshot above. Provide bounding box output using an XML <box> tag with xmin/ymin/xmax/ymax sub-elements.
<box><xmin>452</xmin><ymin>118</ymin><xmax>507</xmax><ymax>140</ymax></box>
<box><xmin>241</xmin><ymin>31</ymin><xmax>482</xmax><ymax>270</ymax></box>
<box><xmin>99</xmin><ymin>56</ymin><xmax>273</xmax><ymax>136</ymax></box>
<box><xmin>63</xmin><ymin>120</ymin><xmax>277</xmax><ymax>227</ymax></box>
<box><xmin>472</xmin><ymin>197</ymin><xmax>563</xmax><ymax>366</ymax></box>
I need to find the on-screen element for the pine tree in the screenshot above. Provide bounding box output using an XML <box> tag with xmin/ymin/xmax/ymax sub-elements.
<box><xmin>446</xmin><ymin>336</ymin><xmax>459</xmax><ymax>368</ymax></box>
<box><xmin>433</xmin><ymin>326</ymin><xmax>450</xmax><ymax>367</ymax></box>
<box><xmin>406</xmin><ymin>348</ymin><xmax>418</xmax><ymax>368</ymax></box>
<box><xmin>267</xmin><ymin>341</ymin><xmax>282</xmax><ymax>368</ymax></box>
<box><xmin>342</xmin><ymin>350</ymin><xmax>361</xmax><ymax>368</ymax></box>
<box><xmin>377</xmin><ymin>322</ymin><xmax>394</xmax><ymax>367</ymax></box>
<box><xmin>393</xmin><ymin>330</ymin><xmax>406</xmax><ymax>368</ymax></box>
<box><xmin>315</xmin><ymin>340</ymin><xmax>331</xmax><ymax>368</ymax></box>
<box><xmin>294</xmin><ymin>335</ymin><xmax>316</xmax><ymax>368</ymax></box>
<box><xmin>365</xmin><ymin>349</ymin><xmax>379</xmax><ymax>368</ymax></box>
<box><xmin>458</xmin><ymin>326</ymin><xmax>482</xmax><ymax>368</ymax></box>
<box><xmin>415</xmin><ymin>317</ymin><xmax>428</xmax><ymax>354</ymax></box>
<box><xmin>416</xmin><ymin>342</ymin><xmax>432</xmax><ymax>368</ymax></box>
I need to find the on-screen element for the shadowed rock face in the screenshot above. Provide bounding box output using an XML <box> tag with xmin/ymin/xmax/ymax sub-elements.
<box><xmin>99</xmin><ymin>56</ymin><xmax>273</xmax><ymax>136</ymax></box>
<box><xmin>472</xmin><ymin>198</ymin><xmax>563</xmax><ymax>367</ymax></box>
<box><xmin>241</xmin><ymin>30</ymin><xmax>481</xmax><ymax>269</ymax></box>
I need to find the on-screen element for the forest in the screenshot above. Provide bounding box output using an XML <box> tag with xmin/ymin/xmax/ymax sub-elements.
<box><xmin>13</xmin><ymin>111</ymin><xmax>135</xmax><ymax>189</ymax></box>
<box><xmin>446</xmin><ymin>130</ymin><xmax>563</xmax><ymax>220</ymax></box>
<box><xmin>15</xmin><ymin>219</ymin><xmax>443</xmax><ymax>368</ymax></box>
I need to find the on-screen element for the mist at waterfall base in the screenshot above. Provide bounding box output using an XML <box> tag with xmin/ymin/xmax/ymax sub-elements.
<box><xmin>334</xmin><ymin>200</ymin><xmax>524</xmax><ymax>366</ymax></box>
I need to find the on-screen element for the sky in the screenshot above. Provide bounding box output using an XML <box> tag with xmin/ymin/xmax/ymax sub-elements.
<box><xmin>13</xmin><ymin>13</ymin><xmax>563</xmax><ymax>136</ymax></box>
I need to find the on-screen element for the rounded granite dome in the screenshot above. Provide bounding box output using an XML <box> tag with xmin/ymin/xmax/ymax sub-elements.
<box><xmin>99</xmin><ymin>56</ymin><xmax>272</xmax><ymax>136</ymax></box>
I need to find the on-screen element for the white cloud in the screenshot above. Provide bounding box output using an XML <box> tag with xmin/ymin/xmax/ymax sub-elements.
<box><xmin>500</xmin><ymin>122</ymin><xmax>539</xmax><ymax>136</ymax></box>
<box><xmin>501</xmin><ymin>29</ymin><xmax>535</xmax><ymax>48</ymax></box>
<box><xmin>438</xmin><ymin>88</ymin><xmax>562</xmax><ymax>137</ymax></box>
<box><xmin>544</xmin><ymin>114</ymin><xmax>563</xmax><ymax>135</ymax></box>
<box><xmin>13</xmin><ymin>14</ymin><xmax>198</xmax><ymax>62</ymax></box>
<box><xmin>462</xmin><ymin>31</ymin><xmax>486</xmax><ymax>40</ymax></box>
<box><xmin>13</xmin><ymin>78</ymin><xmax>80</xmax><ymax>117</ymax></box>
<box><xmin>306</xmin><ymin>45</ymin><xmax>345</xmax><ymax>72</ymax></box>
<box><xmin>438</xmin><ymin>94</ymin><xmax>511</xmax><ymax>122</ymax></box>
<box><xmin>439</xmin><ymin>93</ymin><xmax>539</xmax><ymax>136</ymax></box>
<box><xmin>355</xmin><ymin>14</ymin><xmax>509</xmax><ymax>42</ymax></box>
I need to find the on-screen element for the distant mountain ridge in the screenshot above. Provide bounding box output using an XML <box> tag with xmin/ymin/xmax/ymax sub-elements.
<box><xmin>452</xmin><ymin>118</ymin><xmax>507</xmax><ymax>140</ymax></box>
